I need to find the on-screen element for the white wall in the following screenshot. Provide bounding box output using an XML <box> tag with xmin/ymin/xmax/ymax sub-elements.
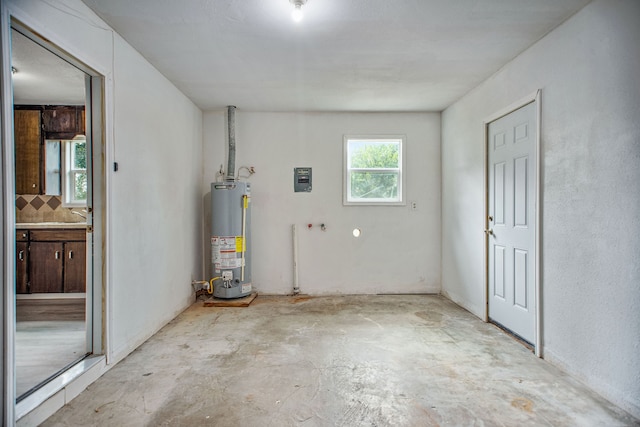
<box><xmin>6</xmin><ymin>0</ymin><xmax>204</xmax><ymax>362</ymax></box>
<box><xmin>108</xmin><ymin>37</ymin><xmax>203</xmax><ymax>360</ymax></box>
<box><xmin>203</xmin><ymin>112</ymin><xmax>440</xmax><ymax>295</ymax></box>
<box><xmin>441</xmin><ymin>0</ymin><xmax>640</xmax><ymax>418</ymax></box>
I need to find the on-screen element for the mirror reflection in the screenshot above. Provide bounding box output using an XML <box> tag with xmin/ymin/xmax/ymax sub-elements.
<box><xmin>12</xmin><ymin>28</ymin><xmax>90</xmax><ymax>400</ymax></box>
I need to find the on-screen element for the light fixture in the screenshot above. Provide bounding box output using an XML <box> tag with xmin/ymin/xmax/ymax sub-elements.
<box><xmin>290</xmin><ymin>0</ymin><xmax>307</xmax><ymax>22</ymax></box>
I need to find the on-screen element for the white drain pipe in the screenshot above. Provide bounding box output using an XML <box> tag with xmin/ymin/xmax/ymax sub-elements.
<box><xmin>292</xmin><ymin>224</ymin><xmax>300</xmax><ymax>295</ymax></box>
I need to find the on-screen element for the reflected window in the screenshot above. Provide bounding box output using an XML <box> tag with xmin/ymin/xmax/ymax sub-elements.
<box><xmin>44</xmin><ymin>140</ymin><xmax>61</xmax><ymax>195</ymax></box>
<box><xmin>63</xmin><ymin>137</ymin><xmax>87</xmax><ymax>206</ymax></box>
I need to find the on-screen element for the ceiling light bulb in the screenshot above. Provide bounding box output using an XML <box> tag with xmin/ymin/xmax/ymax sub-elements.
<box><xmin>290</xmin><ymin>0</ymin><xmax>307</xmax><ymax>23</ymax></box>
<box><xmin>292</xmin><ymin>4</ymin><xmax>303</xmax><ymax>22</ymax></box>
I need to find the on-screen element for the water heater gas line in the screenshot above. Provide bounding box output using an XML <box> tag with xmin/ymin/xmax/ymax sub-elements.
<box><xmin>208</xmin><ymin>277</ymin><xmax>222</xmax><ymax>294</ymax></box>
<box><xmin>292</xmin><ymin>224</ymin><xmax>300</xmax><ymax>295</ymax></box>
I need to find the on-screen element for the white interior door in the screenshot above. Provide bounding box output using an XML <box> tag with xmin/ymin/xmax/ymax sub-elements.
<box><xmin>488</xmin><ymin>102</ymin><xmax>537</xmax><ymax>344</ymax></box>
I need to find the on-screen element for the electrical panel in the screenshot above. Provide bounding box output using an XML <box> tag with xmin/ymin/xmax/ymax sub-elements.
<box><xmin>294</xmin><ymin>167</ymin><xmax>312</xmax><ymax>192</ymax></box>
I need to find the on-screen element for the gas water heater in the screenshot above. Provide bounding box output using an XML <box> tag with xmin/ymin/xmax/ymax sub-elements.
<box><xmin>211</xmin><ymin>181</ymin><xmax>252</xmax><ymax>299</ymax></box>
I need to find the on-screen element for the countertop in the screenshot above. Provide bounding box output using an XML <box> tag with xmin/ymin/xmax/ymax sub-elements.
<box><xmin>16</xmin><ymin>222</ymin><xmax>87</xmax><ymax>229</ymax></box>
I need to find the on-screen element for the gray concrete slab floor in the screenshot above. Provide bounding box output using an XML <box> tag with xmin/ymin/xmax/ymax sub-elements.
<box><xmin>42</xmin><ymin>295</ymin><xmax>638</xmax><ymax>426</ymax></box>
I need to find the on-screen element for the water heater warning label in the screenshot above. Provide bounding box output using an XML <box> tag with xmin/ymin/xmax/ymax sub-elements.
<box><xmin>212</xmin><ymin>236</ymin><xmax>243</xmax><ymax>272</ymax></box>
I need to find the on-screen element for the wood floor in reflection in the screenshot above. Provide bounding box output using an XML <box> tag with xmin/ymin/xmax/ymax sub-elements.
<box><xmin>15</xmin><ymin>298</ymin><xmax>86</xmax><ymax>397</ymax></box>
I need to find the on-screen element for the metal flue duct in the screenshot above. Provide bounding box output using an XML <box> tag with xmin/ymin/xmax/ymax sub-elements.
<box><xmin>226</xmin><ymin>105</ymin><xmax>236</xmax><ymax>181</ymax></box>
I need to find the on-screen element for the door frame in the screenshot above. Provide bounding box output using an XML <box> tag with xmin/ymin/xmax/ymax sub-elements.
<box><xmin>1</xmin><ymin>9</ymin><xmax>108</xmax><ymax>424</ymax></box>
<box><xmin>483</xmin><ymin>90</ymin><xmax>542</xmax><ymax>357</ymax></box>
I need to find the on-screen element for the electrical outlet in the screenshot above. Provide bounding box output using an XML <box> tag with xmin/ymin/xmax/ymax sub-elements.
<box><xmin>410</xmin><ymin>201</ymin><xmax>418</xmax><ymax>211</ymax></box>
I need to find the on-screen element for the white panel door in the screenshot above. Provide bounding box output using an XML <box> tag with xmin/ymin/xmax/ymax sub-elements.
<box><xmin>488</xmin><ymin>102</ymin><xmax>536</xmax><ymax>344</ymax></box>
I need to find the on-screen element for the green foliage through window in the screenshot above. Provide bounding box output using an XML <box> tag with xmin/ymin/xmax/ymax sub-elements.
<box><xmin>73</xmin><ymin>141</ymin><xmax>86</xmax><ymax>169</ymax></box>
<box><xmin>71</xmin><ymin>141</ymin><xmax>87</xmax><ymax>201</ymax></box>
<box><xmin>74</xmin><ymin>172</ymin><xmax>87</xmax><ymax>201</ymax></box>
<box><xmin>349</xmin><ymin>142</ymin><xmax>399</xmax><ymax>168</ymax></box>
<box><xmin>345</xmin><ymin>137</ymin><xmax>403</xmax><ymax>204</ymax></box>
<box><xmin>64</xmin><ymin>139</ymin><xmax>87</xmax><ymax>205</ymax></box>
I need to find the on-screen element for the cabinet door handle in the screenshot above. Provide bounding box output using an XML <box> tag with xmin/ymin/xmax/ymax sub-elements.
<box><xmin>68</xmin><ymin>250</ymin><xmax>73</xmax><ymax>260</ymax></box>
<box><xmin>19</xmin><ymin>250</ymin><xmax>24</xmax><ymax>261</ymax></box>
<box><xmin>55</xmin><ymin>251</ymin><xmax>60</xmax><ymax>259</ymax></box>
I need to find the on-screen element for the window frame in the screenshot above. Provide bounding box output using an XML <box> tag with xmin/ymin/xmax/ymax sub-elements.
<box><xmin>343</xmin><ymin>135</ymin><xmax>406</xmax><ymax>206</ymax></box>
<box><xmin>61</xmin><ymin>138</ymin><xmax>88</xmax><ymax>207</ymax></box>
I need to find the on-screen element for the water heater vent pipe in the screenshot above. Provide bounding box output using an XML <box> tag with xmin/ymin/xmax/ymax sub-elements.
<box><xmin>226</xmin><ymin>105</ymin><xmax>236</xmax><ymax>181</ymax></box>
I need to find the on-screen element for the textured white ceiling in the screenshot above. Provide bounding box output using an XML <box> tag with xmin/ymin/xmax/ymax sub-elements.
<box><xmin>17</xmin><ymin>0</ymin><xmax>593</xmax><ymax>111</ymax></box>
<box><xmin>11</xmin><ymin>30</ymin><xmax>86</xmax><ymax>106</ymax></box>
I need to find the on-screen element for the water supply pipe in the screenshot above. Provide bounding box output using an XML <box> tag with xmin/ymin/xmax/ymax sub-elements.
<box><xmin>226</xmin><ymin>105</ymin><xmax>236</xmax><ymax>180</ymax></box>
<box><xmin>241</xmin><ymin>194</ymin><xmax>249</xmax><ymax>281</ymax></box>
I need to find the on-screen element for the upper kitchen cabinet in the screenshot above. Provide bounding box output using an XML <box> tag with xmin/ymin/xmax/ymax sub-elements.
<box><xmin>14</xmin><ymin>109</ymin><xmax>41</xmax><ymax>194</ymax></box>
<box><xmin>42</xmin><ymin>106</ymin><xmax>85</xmax><ymax>139</ymax></box>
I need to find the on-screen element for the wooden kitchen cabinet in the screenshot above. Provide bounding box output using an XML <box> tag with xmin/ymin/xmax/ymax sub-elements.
<box><xmin>29</xmin><ymin>241</ymin><xmax>64</xmax><ymax>293</ymax></box>
<box><xmin>42</xmin><ymin>106</ymin><xmax>82</xmax><ymax>136</ymax></box>
<box><xmin>26</xmin><ymin>229</ymin><xmax>86</xmax><ymax>293</ymax></box>
<box><xmin>14</xmin><ymin>109</ymin><xmax>41</xmax><ymax>194</ymax></box>
<box><xmin>16</xmin><ymin>241</ymin><xmax>29</xmax><ymax>294</ymax></box>
<box><xmin>16</xmin><ymin>230</ymin><xmax>29</xmax><ymax>294</ymax></box>
<box><xmin>63</xmin><ymin>241</ymin><xmax>86</xmax><ymax>293</ymax></box>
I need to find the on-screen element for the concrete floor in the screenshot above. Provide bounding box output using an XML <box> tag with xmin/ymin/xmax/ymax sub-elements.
<box><xmin>42</xmin><ymin>295</ymin><xmax>637</xmax><ymax>426</ymax></box>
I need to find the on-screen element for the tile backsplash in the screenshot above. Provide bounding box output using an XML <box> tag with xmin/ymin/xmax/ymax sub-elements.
<box><xmin>15</xmin><ymin>195</ymin><xmax>86</xmax><ymax>223</ymax></box>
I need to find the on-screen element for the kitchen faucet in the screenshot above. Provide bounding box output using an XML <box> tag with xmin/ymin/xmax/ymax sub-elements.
<box><xmin>70</xmin><ymin>209</ymin><xmax>87</xmax><ymax>220</ymax></box>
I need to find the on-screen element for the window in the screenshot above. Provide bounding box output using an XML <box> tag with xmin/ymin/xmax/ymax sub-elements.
<box><xmin>344</xmin><ymin>135</ymin><xmax>405</xmax><ymax>205</ymax></box>
<box><xmin>63</xmin><ymin>138</ymin><xmax>87</xmax><ymax>207</ymax></box>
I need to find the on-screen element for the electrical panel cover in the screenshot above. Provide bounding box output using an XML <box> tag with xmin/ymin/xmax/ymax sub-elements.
<box><xmin>294</xmin><ymin>167</ymin><xmax>312</xmax><ymax>192</ymax></box>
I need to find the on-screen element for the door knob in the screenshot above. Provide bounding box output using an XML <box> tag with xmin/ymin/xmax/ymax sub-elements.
<box><xmin>485</xmin><ymin>229</ymin><xmax>494</xmax><ymax>235</ymax></box>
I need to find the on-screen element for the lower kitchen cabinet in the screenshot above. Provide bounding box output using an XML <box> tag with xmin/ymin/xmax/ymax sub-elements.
<box><xmin>29</xmin><ymin>242</ymin><xmax>64</xmax><ymax>293</ymax></box>
<box><xmin>16</xmin><ymin>241</ymin><xmax>29</xmax><ymax>294</ymax></box>
<box><xmin>18</xmin><ymin>228</ymin><xmax>86</xmax><ymax>293</ymax></box>
<box><xmin>63</xmin><ymin>241</ymin><xmax>86</xmax><ymax>293</ymax></box>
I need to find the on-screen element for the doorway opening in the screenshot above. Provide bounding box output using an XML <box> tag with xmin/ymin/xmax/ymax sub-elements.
<box><xmin>7</xmin><ymin>20</ymin><xmax>105</xmax><ymax>405</ymax></box>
